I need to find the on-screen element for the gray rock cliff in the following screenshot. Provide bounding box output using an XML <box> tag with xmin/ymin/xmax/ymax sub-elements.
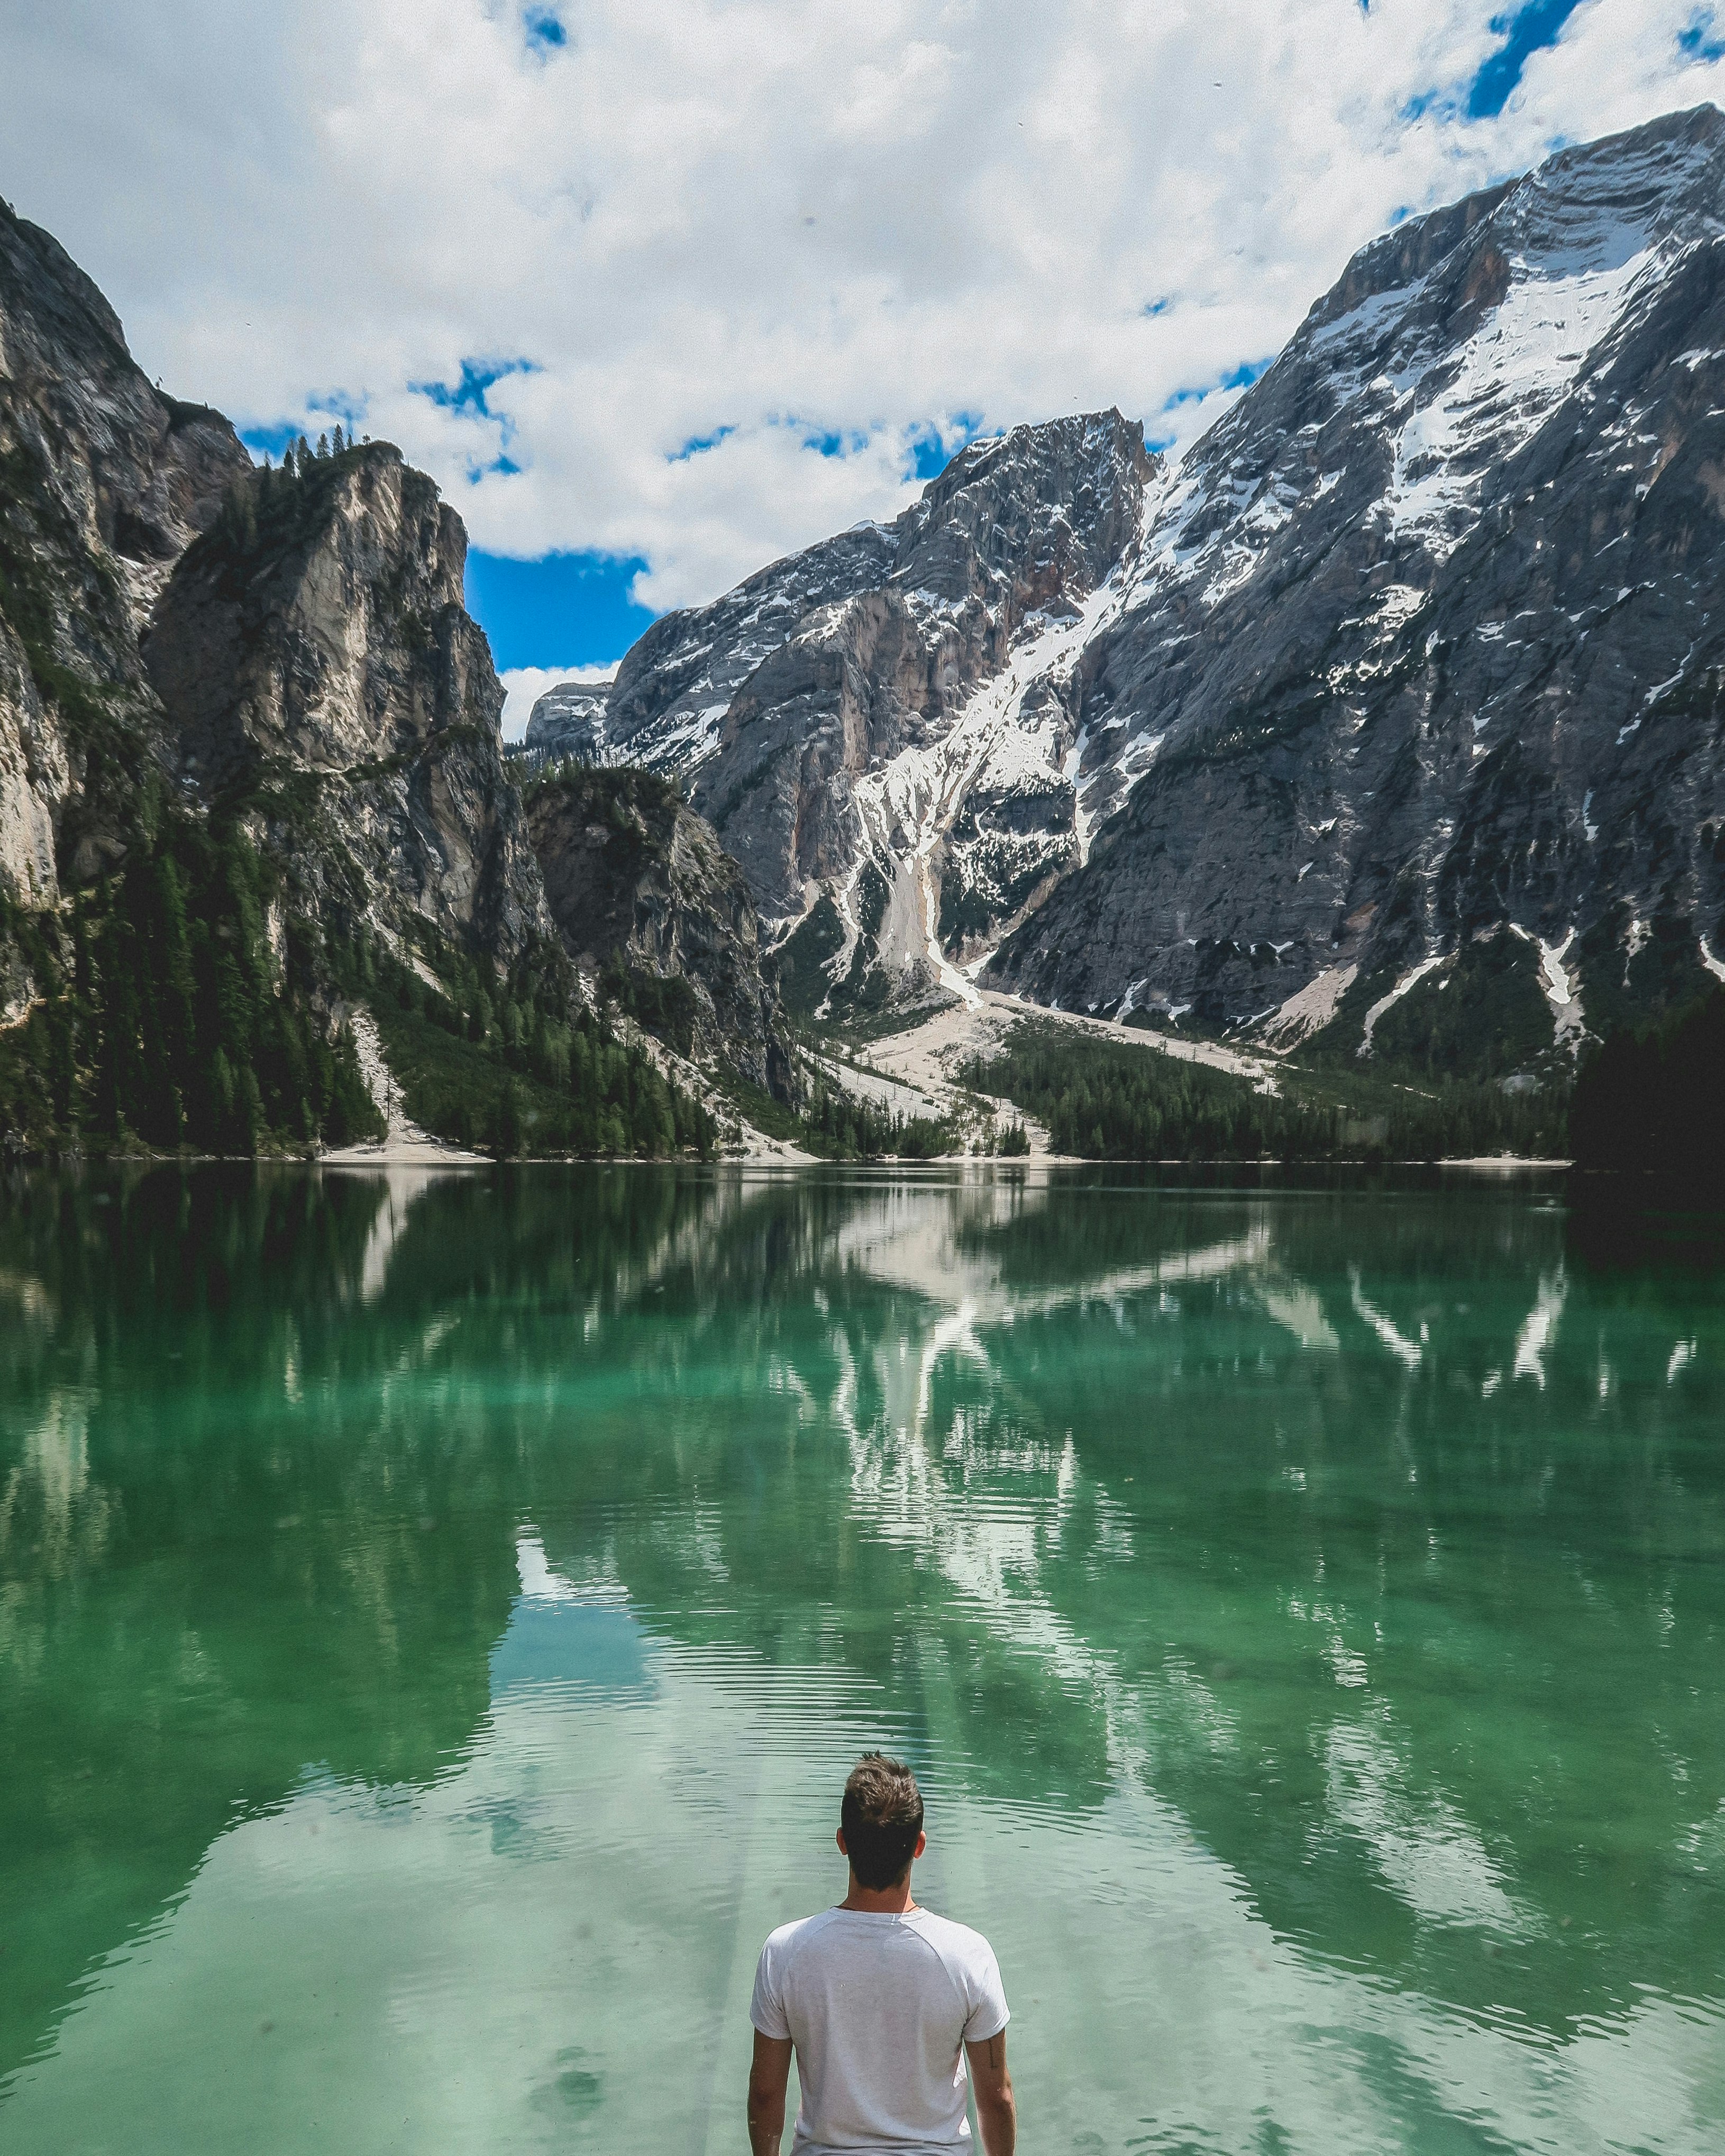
<box><xmin>525</xmin><ymin>764</ymin><xmax>791</xmax><ymax>1094</ymax></box>
<box><xmin>0</xmin><ymin>195</ymin><xmax>250</xmax><ymax>901</ymax></box>
<box><xmin>0</xmin><ymin>196</ymin><xmax>780</xmax><ymax>1146</ymax></box>
<box><xmin>603</xmin><ymin>410</ymin><xmax>1155</xmax><ymax>1004</ymax></box>
<box><xmin>990</xmin><ymin>107</ymin><xmax>1725</xmax><ymax>1064</ymax></box>
<box><xmin>145</xmin><ymin>444</ymin><xmax>550</xmax><ymax>963</ymax></box>
<box><xmin>514</xmin><ymin>676</ymin><xmax>615</xmax><ymax>771</ymax></box>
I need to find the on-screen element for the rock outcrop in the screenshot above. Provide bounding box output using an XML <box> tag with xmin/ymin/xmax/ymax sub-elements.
<box><xmin>0</xmin><ymin>202</ymin><xmax>764</xmax><ymax>1152</ymax></box>
<box><xmin>526</xmin><ymin>764</ymin><xmax>791</xmax><ymax>1093</ymax></box>
<box><xmin>534</xmin><ymin>105</ymin><xmax>1725</xmax><ymax>1075</ymax></box>
<box><xmin>515</xmin><ymin>676</ymin><xmax>615</xmax><ymax>772</ymax></box>
<box><xmin>0</xmin><ymin>195</ymin><xmax>250</xmax><ymax>902</ymax></box>
<box><xmin>145</xmin><ymin>444</ymin><xmax>550</xmax><ymax>962</ymax></box>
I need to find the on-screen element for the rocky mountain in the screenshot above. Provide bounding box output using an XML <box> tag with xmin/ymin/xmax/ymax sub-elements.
<box><xmin>145</xmin><ymin>442</ymin><xmax>550</xmax><ymax>964</ymax></box>
<box><xmin>515</xmin><ymin>676</ymin><xmax>614</xmax><ymax>772</ymax></box>
<box><xmin>525</xmin><ymin>763</ymin><xmax>790</xmax><ymax>1093</ymax></box>
<box><xmin>989</xmin><ymin>102</ymin><xmax>1725</xmax><ymax>1070</ymax></box>
<box><xmin>531</xmin><ymin>410</ymin><xmax>1154</xmax><ymax>1013</ymax></box>
<box><xmin>0</xmin><ymin>196</ymin><xmax>788</xmax><ymax>1152</ymax></box>
<box><xmin>531</xmin><ymin>104</ymin><xmax>1725</xmax><ymax>1076</ymax></box>
<box><xmin>0</xmin><ymin>196</ymin><xmax>251</xmax><ymax>907</ymax></box>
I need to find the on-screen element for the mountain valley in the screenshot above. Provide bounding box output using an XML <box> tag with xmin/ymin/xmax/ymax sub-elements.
<box><xmin>6</xmin><ymin>106</ymin><xmax>1725</xmax><ymax>1161</ymax></box>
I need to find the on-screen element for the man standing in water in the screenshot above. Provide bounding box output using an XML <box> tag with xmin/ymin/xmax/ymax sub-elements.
<box><xmin>746</xmin><ymin>1755</ymin><xmax>1016</xmax><ymax>2155</ymax></box>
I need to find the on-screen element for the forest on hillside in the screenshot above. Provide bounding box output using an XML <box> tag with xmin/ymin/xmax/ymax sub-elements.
<box><xmin>0</xmin><ymin>808</ymin><xmax>717</xmax><ymax>1161</ymax></box>
<box><xmin>962</xmin><ymin>1025</ymin><xmax>1568</xmax><ymax>1163</ymax></box>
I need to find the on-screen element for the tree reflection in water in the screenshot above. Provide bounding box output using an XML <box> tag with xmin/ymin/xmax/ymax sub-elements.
<box><xmin>1</xmin><ymin>1163</ymin><xmax>1722</xmax><ymax>2153</ymax></box>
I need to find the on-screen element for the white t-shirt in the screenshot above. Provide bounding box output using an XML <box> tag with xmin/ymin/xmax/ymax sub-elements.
<box><xmin>750</xmin><ymin>1905</ymin><xmax>1009</xmax><ymax>2155</ymax></box>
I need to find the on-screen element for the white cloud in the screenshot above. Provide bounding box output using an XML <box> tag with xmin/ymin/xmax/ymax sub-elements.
<box><xmin>498</xmin><ymin>662</ymin><xmax>615</xmax><ymax>742</ymax></box>
<box><xmin>2</xmin><ymin>0</ymin><xmax>1721</xmax><ymax>619</ymax></box>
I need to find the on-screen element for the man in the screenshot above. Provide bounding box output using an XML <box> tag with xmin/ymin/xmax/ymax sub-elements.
<box><xmin>747</xmin><ymin>1754</ymin><xmax>1016</xmax><ymax>2156</ymax></box>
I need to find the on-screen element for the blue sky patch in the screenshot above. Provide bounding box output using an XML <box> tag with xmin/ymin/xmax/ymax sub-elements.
<box><xmin>242</xmin><ymin>391</ymin><xmax>368</xmax><ymax>462</ymax></box>
<box><xmin>411</xmin><ymin>357</ymin><xmax>537</xmax><ymax>416</ymax></box>
<box><xmin>1146</xmin><ymin>359</ymin><xmax>1273</xmax><ymax>451</ymax></box>
<box><xmin>670</xmin><ymin>426</ymin><xmax>736</xmax><ymax>461</ymax></box>
<box><xmin>466</xmin><ymin>549</ymin><xmax>656</xmax><ymax>671</ymax></box>
<box><xmin>524</xmin><ymin>7</ymin><xmax>567</xmax><ymax>52</ymax></box>
<box><xmin>801</xmin><ymin>424</ymin><xmax>871</xmax><ymax>459</ymax></box>
<box><xmin>1467</xmin><ymin>0</ymin><xmax>1584</xmax><ymax>118</ymax></box>
<box><xmin>1219</xmin><ymin>359</ymin><xmax>1270</xmax><ymax>392</ymax></box>
<box><xmin>1161</xmin><ymin>358</ymin><xmax>1272</xmax><ymax>413</ymax></box>
<box><xmin>1681</xmin><ymin>6</ymin><xmax>1725</xmax><ymax>60</ymax></box>
<box><xmin>242</xmin><ymin>422</ymin><xmax>305</xmax><ymax>463</ymax></box>
<box><xmin>906</xmin><ymin>413</ymin><xmax>985</xmax><ymax>481</ymax></box>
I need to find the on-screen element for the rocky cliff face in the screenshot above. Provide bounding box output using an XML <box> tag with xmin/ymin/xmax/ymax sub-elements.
<box><xmin>558</xmin><ymin>411</ymin><xmax>1154</xmax><ymax>1009</ymax></box>
<box><xmin>145</xmin><ymin>444</ymin><xmax>549</xmax><ymax>963</ymax></box>
<box><xmin>990</xmin><ymin>106</ymin><xmax>1725</xmax><ymax>1065</ymax></box>
<box><xmin>0</xmin><ymin>195</ymin><xmax>794</xmax><ymax>1149</ymax></box>
<box><xmin>1</xmin><ymin>189</ymin><xmax>543</xmax><ymax>973</ymax></box>
<box><xmin>0</xmin><ymin>196</ymin><xmax>250</xmax><ymax>903</ymax></box>
<box><xmin>525</xmin><ymin>765</ymin><xmax>790</xmax><ymax>1093</ymax></box>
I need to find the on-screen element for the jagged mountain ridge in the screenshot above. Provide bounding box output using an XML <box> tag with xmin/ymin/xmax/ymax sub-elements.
<box><xmin>534</xmin><ymin>105</ymin><xmax>1725</xmax><ymax>1071</ymax></box>
<box><xmin>994</xmin><ymin>102</ymin><xmax>1725</xmax><ymax>1059</ymax></box>
<box><xmin>532</xmin><ymin>411</ymin><xmax>1154</xmax><ymax>1008</ymax></box>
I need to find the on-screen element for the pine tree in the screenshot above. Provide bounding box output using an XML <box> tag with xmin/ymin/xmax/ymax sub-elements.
<box><xmin>316</xmin><ymin>432</ymin><xmax>330</xmax><ymax>459</ymax></box>
<box><xmin>332</xmin><ymin>423</ymin><xmax>345</xmax><ymax>454</ymax></box>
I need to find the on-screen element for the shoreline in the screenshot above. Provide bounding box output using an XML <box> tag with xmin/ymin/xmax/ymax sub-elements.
<box><xmin>6</xmin><ymin>1145</ymin><xmax>1577</xmax><ymax>1171</ymax></box>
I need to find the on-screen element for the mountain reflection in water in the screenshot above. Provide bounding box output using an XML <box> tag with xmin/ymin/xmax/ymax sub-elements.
<box><xmin>1</xmin><ymin>1163</ymin><xmax>1722</xmax><ymax>2155</ymax></box>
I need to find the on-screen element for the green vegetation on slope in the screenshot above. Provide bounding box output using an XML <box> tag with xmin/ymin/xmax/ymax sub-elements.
<box><xmin>709</xmin><ymin>1061</ymin><xmax>954</xmax><ymax>1161</ymax></box>
<box><xmin>0</xmin><ymin>792</ymin><xmax>720</xmax><ymax>1161</ymax></box>
<box><xmin>0</xmin><ymin>814</ymin><xmax>380</xmax><ymax>1154</ymax></box>
<box><xmin>337</xmin><ymin>935</ymin><xmax>717</xmax><ymax>1160</ymax></box>
<box><xmin>962</xmin><ymin>1022</ymin><xmax>1566</xmax><ymax>1162</ymax></box>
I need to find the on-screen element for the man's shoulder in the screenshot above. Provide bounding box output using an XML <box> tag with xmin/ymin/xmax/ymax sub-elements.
<box><xmin>761</xmin><ymin>1906</ymin><xmax>845</xmax><ymax>1959</ymax></box>
<box><xmin>905</xmin><ymin>1908</ymin><xmax>997</xmax><ymax>1963</ymax></box>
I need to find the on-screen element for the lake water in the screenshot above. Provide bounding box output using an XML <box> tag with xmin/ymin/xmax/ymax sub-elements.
<box><xmin>1</xmin><ymin>1164</ymin><xmax>1722</xmax><ymax>2156</ymax></box>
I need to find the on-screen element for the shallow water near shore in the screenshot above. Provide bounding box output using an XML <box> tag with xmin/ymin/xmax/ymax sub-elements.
<box><xmin>2</xmin><ymin>1162</ymin><xmax>1722</xmax><ymax>2155</ymax></box>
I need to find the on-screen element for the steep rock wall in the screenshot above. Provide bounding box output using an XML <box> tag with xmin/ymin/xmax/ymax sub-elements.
<box><xmin>0</xmin><ymin>196</ymin><xmax>250</xmax><ymax>900</ymax></box>
<box><xmin>526</xmin><ymin>764</ymin><xmax>791</xmax><ymax>1096</ymax></box>
<box><xmin>145</xmin><ymin>445</ymin><xmax>549</xmax><ymax>961</ymax></box>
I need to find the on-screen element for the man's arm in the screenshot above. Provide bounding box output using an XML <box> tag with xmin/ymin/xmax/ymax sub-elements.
<box><xmin>965</xmin><ymin>2029</ymin><xmax>1016</xmax><ymax>2156</ymax></box>
<box><xmin>747</xmin><ymin>2031</ymin><xmax>793</xmax><ymax>2156</ymax></box>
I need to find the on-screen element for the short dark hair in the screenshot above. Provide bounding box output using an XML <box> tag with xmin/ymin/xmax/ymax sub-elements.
<box><xmin>841</xmin><ymin>1754</ymin><xmax>924</xmax><ymax>1889</ymax></box>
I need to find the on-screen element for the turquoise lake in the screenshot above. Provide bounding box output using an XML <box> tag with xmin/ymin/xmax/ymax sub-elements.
<box><xmin>1</xmin><ymin>1164</ymin><xmax>1722</xmax><ymax>2154</ymax></box>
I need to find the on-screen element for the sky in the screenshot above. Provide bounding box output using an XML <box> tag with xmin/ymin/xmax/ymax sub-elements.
<box><xmin>2</xmin><ymin>1</ymin><xmax>1721</xmax><ymax>735</ymax></box>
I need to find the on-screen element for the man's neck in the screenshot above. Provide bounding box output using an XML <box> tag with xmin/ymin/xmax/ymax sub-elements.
<box><xmin>839</xmin><ymin>1870</ymin><xmax>918</xmax><ymax>1915</ymax></box>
